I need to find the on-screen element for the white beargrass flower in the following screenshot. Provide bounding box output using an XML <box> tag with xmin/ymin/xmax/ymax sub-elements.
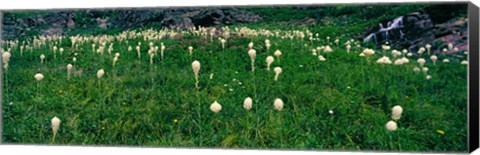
<box><xmin>312</xmin><ymin>49</ymin><xmax>317</xmax><ymax>56</ymax></box>
<box><xmin>346</xmin><ymin>44</ymin><xmax>351</xmax><ymax>53</ymax></box>
<box><xmin>382</xmin><ymin>45</ymin><xmax>391</xmax><ymax>50</ymax></box>
<box><xmin>426</xmin><ymin>75</ymin><xmax>432</xmax><ymax>80</ymax></box>
<box><xmin>2</xmin><ymin>51</ymin><xmax>11</xmax><ymax>71</ymax></box>
<box><xmin>34</xmin><ymin>73</ymin><xmax>44</xmax><ymax>81</ymax></box>
<box><xmin>453</xmin><ymin>47</ymin><xmax>459</xmax><ymax>52</ymax></box>
<box><xmin>209</xmin><ymin>73</ymin><xmax>214</xmax><ymax>80</ymax></box>
<box><xmin>97</xmin><ymin>69</ymin><xmax>105</xmax><ymax>79</ymax></box>
<box><xmin>386</xmin><ymin>121</ymin><xmax>398</xmax><ymax>131</ymax></box>
<box><xmin>136</xmin><ymin>46</ymin><xmax>141</xmax><ymax>59</ymax></box>
<box><xmin>210</xmin><ymin>101</ymin><xmax>222</xmax><ymax>113</ymax></box>
<box><xmin>221</xmin><ymin>39</ymin><xmax>226</xmax><ymax>49</ymax></box>
<box><xmin>266</xmin><ymin>56</ymin><xmax>274</xmax><ymax>71</ymax></box>
<box><xmin>430</xmin><ymin>55</ymin><xmax>438</xmax><ymax>65</ymax></box>
<box><xmin>442</xmin><ymin>48</ymin><xmax>448</xmax><ymax>52</ymax></box>
<box><xmin>448</xmin><ymin>43</ymin><xmax>453</xmax><ymax>50</ymax></box>
<box><xmin>113</xmin><ymin>57</ymin><xmax>118</xmax><ymax>67</ymax></box>
<box><xmin>59</xmin><ymin>48</ymin><xmax>64</xmax><ymax>55</ymax></box>
<box><xmin>418</xmin><ymin>47</ymin><xmax>425</xmax><ymax>55</ymax></box>
<box><xmin>392</xmin><ymin>105</ymin><xmax>403</xmax><ymax>120</ymax></box>
<box><xmin>248</xmin><ymin>49</ymin><xmax>256</xmax><ymax>72</ymax></box>
<box><xmin>318</xmin><ymin>55</ymin><xmax>326</xmax><ymax>61</ymax></box>
<box><xmin>115</xmin><ymin>53</ymin><xmax>120</xmax><ymax>58</ymax></box>
<box><xmin>391</xmin><ymin>50</ymin><xmax>401</xmax><ymax>57</ymax></box>
<box><xmin>192</xmin><ymin>60</ymin><xmax>201</xmax><ymax>88</ymax></box>
<box><xmin>442</xmin><ymin>58</ymin><xmax>449</xmax><ymax>63</ymax></box>
<box><xmin>67</xmin><ymin>64</ymin><xmax>73</xmax><ymax>80</ymax></box>
<box><xmin>394</xmin><ymin>59</ymin><xmax>404</xmax><ymax>65</ymax></box>
<box><xmin>274</xmin><ymin>50</ymin><xmax>282</xmax><ymax>59</ymax></box>
<box><xmin>359</xmin><ymin>53</ymin><xmax>365</xmax><ymax>57</ymax></box>
<box><xmin>188</xmin><ymin>46</ymin><xmax>193</xmax><ymax>56</ymax></box>
<box><xmin>376</xmin><ymin>56</ymin><xmax>392</xmax><ymax>64</ymax></box>
<box><xmin>362</xmin><ymin>48</ymin><xmax>375</xmax><ymax>56</ymax></box>
<box><xmin>161</xmin><ymin>45</ymin><xmax>166</xmax><ymax>60</ymax></box>
<box><xmin>402</xmin><ymin>49</ymin><xmax>408</xmax><ymax>54</ymax></box>
<box><xmin>51</xmin><ymin>116</ymin><xmax>61</xmax><ymax>142</ymax></box>
<box><xmin>426</xmin><ymin>44</ymin><xmax>431</xmax><ymax>55</ymax></box>
<box><xmin>406</xmin><ymin>53</ymin><xmax>413</xmax><ymax>57</ymax></box>
<box><xmin>324</xmin><ymin>46</ymin><xmax>333</xmax><ymax>53</ymax></box>
<box><xmin>422</xmin><ymin>67</ymin><xmax>429</xmax><ymax>74</ymax></box>
<box><xmin>417</xmin><ymin>58</ymin><xmax>426</xmax><ymax>67</ymax></box>
<box><xmin>243</xmin><ymin>97</ymin><xmax>253</xmax><ymax>110</ymax></box>
<box><xmin>274</xmin><ymin>98</ymin><xmax>284</xmax><ymax>111</ymax></box>
<box><xmin>40</xmin><ymin>54</ymin><xmax>46</xmax><ymax>63</ymax></box>
<box><xmin>461</xmin><ymin>60</ymin><xmax>468</xmax><ymax>65</ymax></box>
<box><xmin>248</xmin><ymin>42</ymin><xmax>254</xmax><ymax>49</ymax></box>
<box><xmin>53</xmin><ymin>46</ymin><xmax>57</xmax><ymax>58</ymax></box>
<box><xmin>400</xmin><ymin>57</ymin><xmax>409</xmax><ymax>64</ymax></box>
<box><xmin>128</xmin><ymin>46</ymin><xmax>132</xmax><ymax>52</ymax></box>
<box><xmin>413</xmin><ymin>67</ymin><xmax>420</xmax><ymax>73</ymax></box>
<box><xmin>274</xmin><ymin>67</ymin><xmax>282</xmax><ymax>81</ymax></box>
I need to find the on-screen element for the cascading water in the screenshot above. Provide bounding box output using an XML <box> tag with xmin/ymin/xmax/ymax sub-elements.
<box><xmin>363</xmin><ymin>16</ymin><xmax>405</xmax><ymax>45</ymax></box>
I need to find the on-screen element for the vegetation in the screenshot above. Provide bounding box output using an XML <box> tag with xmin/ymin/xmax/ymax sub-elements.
<box><xmin>1</xmin><ymin>4</ymin><xmax>469</xmax><ymax>152</ymax></box>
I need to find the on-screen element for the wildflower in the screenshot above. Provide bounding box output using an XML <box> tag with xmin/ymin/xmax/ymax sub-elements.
<box><xmin>97</xmin><ymin>69</ymin><xmax>105</xmax><ymax>79</ymax></box>
<box><xmin>436</xmin><ymin>130</ymin><xmax>445</xmax><ymax>135</ymax></box>
<box><xmin>34</xmin><ymin>73</ymin><xmax>44</xmax><ymax>81</ymax></box>
<box><xmin>413</xmin><ymin>67</ymin><xmax>420</xmax><ymax>73</ymax></box>
<box><xmin>210</xmin><ymin>73</ymin><xmax>214</xmax><ymax>80</ymax></box>
<box><xmin>40</xmin><ymin>54</ymin><xmax>46</xmax><ymax>63</ymax></box>
<box><xmin>422</xmin><ymin>67</ymin><xmax>429</xmax><ymax>74</ymax></box>
<box><xmin>359</xmin><ymin>53</ymin><xmax>365</xmax><ymax>57</ymax></box>
<box><xmin>382</xmin><ymin>45</ymin><xmax>391</xmax><ymax>50</ymax></box>
<box><xmin>266</xmin><ymin>56</ymin><xmax>274</xmax><ymax>71</ymax></box>
<box><xmin>461</xmin><ymin>60</ymin><xmax>468</xmax><ymax>65</ymax></box>
<box><xmin>59</xmin><ymin>48</ymin><xmax>64</xmax><ymax>55</ymax></box>
<box><xmin>418</xmin><ymin>47</ymin><xmax>425</xmax><ymax>55</ymax></box>
<box><xmin>51</xmin><ymin>116</ymin><xmax>61</xmax><ymax>142</ymax></box>
<box><xmin>273</xmin><ymin>98</ymin><xmax>284</xmax><ymax>111</ymax></box>
<box><xmin>210</xmin><ymin>101</ymin><xmax>222</xmax><ymax>113</ymax></box>
<box><xmin>426</xmin><ymin>75</ymin><xmax>432</xmax><ymax>80</ymax></box>
<box><xmin>318</xmin><ymin>55</ymin><xmax>326</xmax><ymax>61</ymax></box>
<box><xmin>312</xmin><ymin>49</ymin><xmax>317</xmax><ymax>56</ymax></box>
<box><xmin>243</xmin><ymin>97</ymin><xmax>253</xmax><ymax>110</ymax></box>
<box><xmin>248</xmin><ymin>49</ymin><xmax>256</xmax><ymax>72</ymax></box>
<box><xmin>430</xmin><ymin>55</ymin><xmax>438</xmax><ymax>65</ymax></box>
<box><xmin>402</xmin><ymin>49</ymin><xmax>408</xmax><ymax>54</ymax></box>
<box><xmin>67</xmin><ymin>64</ymin><xmax>73</xmax><ymax>80</ymax></box>
<box><xmin>2</xmin><ymin>51</ymin><xmax>11</xmax><ymax>71</ymax></box>
<box><xmin>392</xmin><ymin>105</ymin><xmax>403</xmax><ymax>120</ymax></box>
<box><xmin>362</xmin><ymin>48</ymin><xmax>375</xmax><ymax>56</ymax></box>
<box><xmin>329</xmin><ymin>110</ymin><xmax>334</xmax><ymax>114</ymax></box>
<box><xmin>346</xmin><ymin>44</ymin><xmax>351</xmax><ymax>53</ymax></box>
<box><xmin>192</xmin><ymin>60</ymin><xmax>201</xmax><ymax>88</ymax></box>
<box><xmin>248</xmin><ymin>42</ymin><xmax>254</xmax><ymax>49</ymax></box>
<box><xmin>417</xmin><ymin>58</ymin><xmax>426</xmax><ymax>67</ymax></box>
<box><xmin>324</xmin><ymin>46</ymin><xmax>333</xmax><ymax>53</ymax></box>
<box><xmin>136</xmin><ymin>46</ymin><xmax>141</xmax><ymax>59</ymax></box>
<box><xmin>448</xmin><ymin>43</ymin><xmax>453</xmax><ymax>50</ymax></box>
<box><xmin>406</xmin><ymin>53</ymin><xmax>413</xmax><ymax>57</ymax></box>
<box><xmin>391</xmin><ymin>50</ymin><xmax>402</xmax><ymax>57</ymax></box>
<box><xmin>386</xmin><ymin>121</ymin><xmax>398</xmax><ymax>131</ymax></box>
<box><xmin>274</xmin><ymin>50</ymin><xmax>282</xmax><ymax>59</ymax></box>
<box><xmin>442</xmin><ymin>58</ymin><xmax>449</xmax><ymax>63</ymax></box>
<box><xmin>274</xmin><ymin>67</ymin><xmax>282</xmax><ymax>81</ymax></box>
<box><xmin>221</xmin><ymin>39</ymin><xmax>226</xmax><ymax>49</ymax></box>
<box><xmin>188</xmin><ymin>46</ymin><xmax>193</xmax><ymax>56</ymax></box>
<box><xmin>376</xmin><ymin>56</ymin><xmax>392</xmax><ymax>64</ymax></box>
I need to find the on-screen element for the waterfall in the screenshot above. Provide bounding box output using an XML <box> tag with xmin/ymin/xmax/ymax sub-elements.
<box><xmin>364</xmin><ymin>16</ymin><xmax>404</xmax><ymax>44</ymax></box>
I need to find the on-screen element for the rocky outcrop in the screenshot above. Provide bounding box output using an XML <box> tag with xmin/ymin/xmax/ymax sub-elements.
<box><xmin>1</xmin><ymin>8</ymin><xmax>263</xmax><ymax>40</ymax></box>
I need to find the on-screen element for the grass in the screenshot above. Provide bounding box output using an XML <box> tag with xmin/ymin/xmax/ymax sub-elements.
<box><xmin>1</xmin><ymin>26</ymin><xmax>468</xmax><ymax>152</ymax></box>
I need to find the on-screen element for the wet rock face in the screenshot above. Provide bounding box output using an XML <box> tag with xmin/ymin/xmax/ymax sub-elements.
<box><xmin>363</xmin><ymin>12</ymin><xmax>468</xmax><ymax>54</ymax></box>
<box><xmin>1</xmin><ymin>8</ymin><xmax>263</xmax><ymax>40</ymax></box>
